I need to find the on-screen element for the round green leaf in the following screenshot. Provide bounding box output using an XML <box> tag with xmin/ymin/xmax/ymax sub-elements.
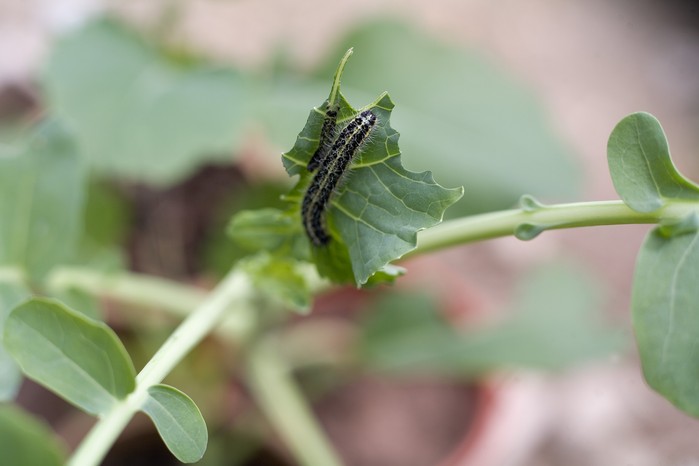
<box><xmin>607</xmin><ymin>112</ymin><xmax>699</xmax><ymax>212</ymax></box>
<box><xmin>142</xmin><ymin>384</ymin><xmax>208</xmax><ymax>463</ymax></box>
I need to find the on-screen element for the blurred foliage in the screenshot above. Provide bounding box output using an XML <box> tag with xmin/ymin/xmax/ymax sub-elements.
<box><xmin>71</xmin><ymin>180</ymin><xmax>131</xmax><ymax>271</ymax></box>
<box><xmin>0</xmin><ymin>120</ymin><xmax>86</xmax><ymax>281</ymax></box>
<box><xmin>0</xmin><ymin>405</ymin><xmax>65</xmax><ymax>466</ymax></box>
<box><xmin>44</xmin><ymin>19</ymin><xmax>250</xmax><ymax>185</ymax></box>
<box><xmin>203</xmin><ymin>181</ymin><xmax>289</xmax><ymax>277</ymax></box>
<box><xmin>81</xmin><ymin>180</ymin><xmax>132</xmax><ymax>251</ymax></box>
<box><xmin>199</xmin><ymin>430</ymin><xmax>264</xmax><ymax>466</ymax></box>
<box><xmin>0</xmin><ymin>274</ymin><xmax>30</xmax><ymax>401</ymax></box>
<box><xmin>359</xmin><ymin>263</ymin><xmax>623</xmax><ymax>376</ymax></box>
<box><xmin>240</xmin><ymin>253</ymin><xmax>312</xmax><ymax>312</ymax></box>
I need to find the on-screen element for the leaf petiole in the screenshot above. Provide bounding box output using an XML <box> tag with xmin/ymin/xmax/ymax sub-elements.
<box><xmin>410</xmin><ymin>199</ymin><xmax>681</xmax><ymax>256</ymax></box>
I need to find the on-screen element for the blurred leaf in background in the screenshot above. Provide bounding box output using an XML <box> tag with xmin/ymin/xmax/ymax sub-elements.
<box><xmin>0</xmin><ymin>120</ymin><xmax>86</xmax><ymax>280</ymax></box>
<box><xmin>0</xmin><ymin>272</ymin><xmax>30</xmax><ymax>401</ymax></box>
<box><xmin>0</xmin><ymin>405</ymin><xmax>65</xmax><ymax>466</ymax></box>
<box><xmin>43</xmin><ymin>19</ymin><xmax>250</xmax><ymax>186</ymax></box>
<box><xmin>71</xmin><ymin>180</ymin><xmax>132</xmax><ymax>271</ymax></box>
<box><xmin>360</xmin><ymin>262</ymin><xmax>623</xmax><ymax>376</ymax></box>
<box><xmin>203</xmin><ymin>181</ymin><xmax>289</xmax><ymax>277</ymax></box>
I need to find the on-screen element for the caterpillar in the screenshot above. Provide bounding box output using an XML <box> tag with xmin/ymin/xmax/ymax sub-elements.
<box><xmin>302</xmin><ymin>109</ymin><xmax>377</xmax><ymax>246</ymax></box>
<box><xmin>307</xmin><ymin>105</ymin><xmax>338</xmax><ymax>172</ymax></box>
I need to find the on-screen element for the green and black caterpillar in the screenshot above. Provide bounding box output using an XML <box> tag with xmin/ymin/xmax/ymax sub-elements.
<box><xmin>302</xmin><ymin>109</ymin><xmax>377</xmax><ymax>246</ymax></box>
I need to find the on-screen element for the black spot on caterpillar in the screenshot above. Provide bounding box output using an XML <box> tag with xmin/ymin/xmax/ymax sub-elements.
<box><xmin>307</xmin><ymin>105</ymin><xmax>338</xmax><ymax>172</ymax></box>
<box><xmin>302</xmin><ymin>109</ymin><xmax>377</xmax><ymax>246</ymax></box>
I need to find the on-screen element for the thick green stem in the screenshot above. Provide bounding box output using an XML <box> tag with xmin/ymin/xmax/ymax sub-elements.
<box><xmin>67</xmin><ymin>268</ymin><xmax>253</xmax><ymax>466</ymax></box>
<box><xmin>245</xmin><ymin>338</ymin><xmax>344</xmax><ymax>466</ymax></box>
<box><xmin>412</xmin><ymin>200</ymin><xmax>670</xmax><ymax>256</ymax></box>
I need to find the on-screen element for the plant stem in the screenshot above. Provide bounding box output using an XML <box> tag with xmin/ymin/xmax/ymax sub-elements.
<box><xmin>46</xmin><ymin>267</ymin><xmax>208</xmax><ymax>317</ymax></box>
<box><xmin>329</xmin><ymin>48</ymin><xmax>353</xmax><ymax>106</ymax></box>
<box><xmin>412</xmin><ymin>200</ymin><xmax>666</xmax><ymax>256</ymax></box>
<box><xmin>246</xmin><ymin>337</ymin><xmax>344</xmax><ymax>466</ymax></box>
<box><xmin>67</xmin><ymin>268</ymin><xmax>253</xmax><ymax>466</ymax></box>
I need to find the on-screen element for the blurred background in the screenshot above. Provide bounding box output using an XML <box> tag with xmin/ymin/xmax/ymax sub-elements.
<box><xmin>2</xmin><ymin>0</ymin><xmax>699</xmax><ymax>465</ymax></box>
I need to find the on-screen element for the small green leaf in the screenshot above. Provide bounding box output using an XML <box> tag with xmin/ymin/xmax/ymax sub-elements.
<box><xmin>240</xmin><ymin>253</ymin><xmax>313</xmax><ymax>313</ymax></box>
<box><xmin>282</xmin><ymin>54</ymin><xmax>462</xmax><ymax>285</ymax></box>
<box><xmin>0</xmin><ymin>120</ymin><xmax>86</xmax><ymax>280</ymax></box>
<box><xmin>0</xmin><ymin>405</ymin><xmax>65</xmax><ymax>466</ymax></box>
<box><xmin>4</xmin><ymin>298</ymin><xmax>136</xmax><ymax>415</ymax></box>
<box><xmin>360</xmin><ymin>263</ymin><xmax>621</xmax><ymax>375</ymax></box>
<box><xmin>44</xmin><ymin>18</ymin><xmax>249</xmax><ymax>185</ymax></box>
<box><xmin>607</xmin><ymin>112</ymin><xmax>699</xmax><ymax>212</ymax></box>
<box><xmin>632</xmin><ymin>224</ymin><xmax>699</xmax><ymax>417</ymax></box>
<box><xmin>142</xmin><ymin>384</ymin><xmax>208</xmax><ymax>463</ymax></box>
<box><xmin>519</xmin><ymin>194</ymin><xmax>545</xmax><ymax>212</ymax></box>
<box><xmin>228</xmin><ymin>208</ymin><xmax>309</xmax><ymax>259</ymax></box>
<box><xmin>514</xmin><ymin>223</ymin><xmax>546</xmax><ymax>241</ymax></box>
<box><xmin>0</xmin><ymin>270</ymin><xmax>31</xmax><ymax>400</ymax></box>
